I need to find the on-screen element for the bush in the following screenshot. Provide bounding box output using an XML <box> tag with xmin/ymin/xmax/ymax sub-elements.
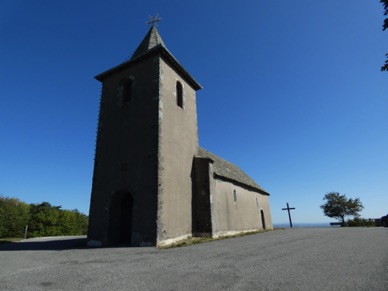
<box><xmin>346</xmin><ymin>217</ymin><xmax>376</xmax><ymax>227</ymax></box>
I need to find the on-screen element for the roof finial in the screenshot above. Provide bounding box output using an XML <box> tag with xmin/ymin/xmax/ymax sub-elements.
<box><xmin>146</xmin><ymin>14</ymin><xmax>162</xmax><ymax>27</ymax></box>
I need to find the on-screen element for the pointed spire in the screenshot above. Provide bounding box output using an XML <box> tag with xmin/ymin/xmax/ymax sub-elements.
<box><xmin>130</xmin><ymin>26</ymin><xmax>165</xmax><ymax>60</ymax></box>
<box><xmin>96</xmin><ymin>26</ymin><xmax>201</xmax><ymax>90</ymax></box>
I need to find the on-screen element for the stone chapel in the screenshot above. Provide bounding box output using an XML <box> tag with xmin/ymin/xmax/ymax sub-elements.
<box><xmin>87</xmin><ymin>26</ymin><xmax>272</xmax><ymax>247</ymax></box>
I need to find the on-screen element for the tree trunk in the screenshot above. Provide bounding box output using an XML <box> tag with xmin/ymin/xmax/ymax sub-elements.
<box><xmin>341</xmin><ymin>216</ymin><xmax>345</xmax><ymax>226</ymax></box>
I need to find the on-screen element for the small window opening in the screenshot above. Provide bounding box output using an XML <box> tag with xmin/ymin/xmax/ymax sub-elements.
<box><xmin>176</xmin><ymin>81</ymin><xmax>183</xmax><ymax>108</ymax></box>
<box><xmin>123</xmin><ymin>78</ymin><xmax>133</xmax><ymax>103</ymax></box>
<box><xmin>233</xmin><ymin>190</ymin><xmax>237</xmax><ymax>203</ymax></box>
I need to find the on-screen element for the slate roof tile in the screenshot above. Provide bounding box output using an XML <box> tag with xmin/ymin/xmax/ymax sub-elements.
<box><xmin>196</xmin><ymin>147</ymin><xmax>269</xmax><ymax>195</ymax></box>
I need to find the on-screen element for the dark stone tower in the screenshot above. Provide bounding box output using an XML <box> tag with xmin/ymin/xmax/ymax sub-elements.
<box><xmin>87</xmin><ymin>27</ymin><xmax>201</xmax><ymax>247</ymax></box>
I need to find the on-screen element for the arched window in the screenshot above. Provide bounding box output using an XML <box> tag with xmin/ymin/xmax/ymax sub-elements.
<box><xmin>122</xmin><ymin>78</ymin><xmax>133</xmax><ymax>103</ymax></box>
<box><xmin>176</xmin><ymin>81</ymin><xmax>183</xmax><ymax>108</ymax></box>
<box><xmin>261</xmin><ymin>209</ymin><xmax>266</xmax><ymax>230</ymax></box>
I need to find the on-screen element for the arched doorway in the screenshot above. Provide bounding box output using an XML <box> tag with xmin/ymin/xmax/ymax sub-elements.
<box><xmin>261</xmin><ymin>209</ymin><xmax>266</xmax><ymax>230</ymax></box>
<box><xmin>108</xmin><ymin>191</ymin><xmax>133</xmax><ymax>244</ymax></box>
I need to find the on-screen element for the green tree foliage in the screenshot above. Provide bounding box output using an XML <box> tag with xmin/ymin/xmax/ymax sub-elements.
<box><xmin>320</xmin><ymin>192</ymin><xmax>364</xmax><ymax>224</ymax></box>
<box><xmin>59</xmin><ymin>209</ymin><xmax>88</xmax><ymax>235</ymax></box>
<box><xmin>0</xmin><ymin>196</ymin><xmax>88</xmax><ymax>238</ymax></box>
<box><xmin>381</xmin><ymin>0</ymin><xmax>388</xmax><ymax>71</ymax></box>
<box><xmin>27</xmin><ymin>202</ymin><xmax>88</xmax><ymax>238</ymax></box>
<box><xmin>0</xmin><ymin>196</ymin><xmax>30</xmax><ymax>238</ymax></box>
<box><xmin>28</xmin><ymin>202</ymin><xmax>63</xmax><ymax>237</ymax></box>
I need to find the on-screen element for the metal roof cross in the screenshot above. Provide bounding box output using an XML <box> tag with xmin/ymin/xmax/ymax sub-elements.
<box><xmin>146</xmin><ymin>14</ymin><xmax>162</xmax><ymax>26</ymax></box>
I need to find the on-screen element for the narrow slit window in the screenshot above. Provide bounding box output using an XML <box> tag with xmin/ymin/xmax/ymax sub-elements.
<box><xmin>233</xmin><ymin>190</ymin><xmax>237</xmax><ymax>203</ymax></box>
<box><xmin>123</xmin><ymin>78</ymin><xmax>133</xmax><ymax>103</ymax></box>
<box><xmin>176</xmin><ymin>81</ymin><xmax>183</xmax><ymax>108</ymax></box>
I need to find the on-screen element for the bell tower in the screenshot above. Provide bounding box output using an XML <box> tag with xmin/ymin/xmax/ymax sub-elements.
<box><xmin>87</xmin><ymin>26</ymin><xmax>202</xmax><ymax>247</ymax></box>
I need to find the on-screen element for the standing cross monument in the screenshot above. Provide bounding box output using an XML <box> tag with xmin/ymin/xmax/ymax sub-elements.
<box><xmin>282</xmin><ymin>202</ymin><xmax>296</xmax><ymax>228</ymax></box>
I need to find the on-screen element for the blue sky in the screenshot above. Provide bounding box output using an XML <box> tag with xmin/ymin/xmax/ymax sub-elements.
<box><xmin>1</xmin><ymin>1</ymin><xmax>387</xmax><ymax>224</ymax></box>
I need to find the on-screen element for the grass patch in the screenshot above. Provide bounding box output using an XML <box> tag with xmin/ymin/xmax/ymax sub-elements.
<box><xmin>0</xmin><ymin>238</ymin><xmax>24</xmax><ymax>245</ymax></box>
<box><xmin>160</xmin><ymin>229</ymin><xmax>275</xmax><ymax>249</ymax></box>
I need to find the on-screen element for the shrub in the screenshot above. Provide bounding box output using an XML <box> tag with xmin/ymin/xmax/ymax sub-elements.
<box><xmin>346</xmin><ymin>217</ymin><xmax>376</xmax><ymax>227</ymax></box>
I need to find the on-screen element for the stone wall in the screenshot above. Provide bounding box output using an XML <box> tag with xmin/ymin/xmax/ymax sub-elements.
<box><xmin>156</xmin><ymin>58</ymin><xmax>199</xmax><ymax>246</ymax></box>
<box><xmin>88</xmin><ymin>56</ymin><xmax>160</xmax><ymax>246</ymax></box>
<box><xmin>210</xmin><ymin>178</ymin><xmax>272</xmax><ymax>237</ymax></box>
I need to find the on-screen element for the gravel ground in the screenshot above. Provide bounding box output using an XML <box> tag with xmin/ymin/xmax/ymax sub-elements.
<box><xmin>0</xmin><ymin>227</ymin><xmax>387</xmax><ymax>291</ymax></box>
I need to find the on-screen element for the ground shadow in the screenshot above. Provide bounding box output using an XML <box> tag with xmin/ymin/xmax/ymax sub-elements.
<box><xmin>0</xmin><ymin>237</ymin><xmax>88</xmax><ymax>251</ymax></box>
<box><xmin>0</xmin><ymin>237</ymin><xmax>145</xmax><ymax>251</ymax></box>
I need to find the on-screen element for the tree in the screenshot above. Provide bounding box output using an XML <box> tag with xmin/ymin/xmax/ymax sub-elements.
<box><xmin>320</xmin><ymin>192</ymin><xmax>364</xmax><ymax>224</ymax></box>
<box><xmin>28</xmin><ymin>202</ymin><xmax>88</xmax><ymax>237</ymax></box>
<box><xmin>59</xmin><ymin>209</ymin><xmax>88</xmax><ymax>235</ymax></box>
<box><xmin>0</xmin><ymin>196</ymin><xmax>30</xmax><ymax>238</ymax></box>
<box><xmin>0</xmin><ymin>195</ymin><xmax>88</xmax><ymax>238</ymax></box>
<box><xmin>381</xmin><ymin>0</ymin><xmax>388</xmax><ymax>71</ymax></box>
<box><xmin>28</xmin><ymin>202</ymin><xmax>62</xmax><ymax>237</ymax></box>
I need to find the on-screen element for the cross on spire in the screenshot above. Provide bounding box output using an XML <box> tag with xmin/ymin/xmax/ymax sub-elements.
<box><xmin>146</xmin><ymin>14</ymin><xmax>162</xmax><ymax>27</ymax></box>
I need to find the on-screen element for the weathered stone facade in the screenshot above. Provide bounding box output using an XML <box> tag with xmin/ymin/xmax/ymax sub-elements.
<box><xmin>87</xmin><ymin>26</ymin><xmax>272</xmax><ymax>247</ymax></box>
